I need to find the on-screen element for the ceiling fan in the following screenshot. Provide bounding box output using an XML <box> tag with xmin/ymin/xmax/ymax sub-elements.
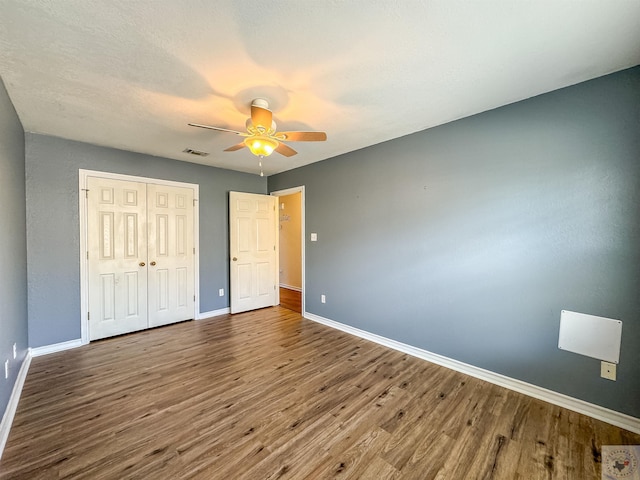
<box><xmin>188</xmin><ymin>98</ymin><xmax>327</xmax><ymax>160</ymax></box>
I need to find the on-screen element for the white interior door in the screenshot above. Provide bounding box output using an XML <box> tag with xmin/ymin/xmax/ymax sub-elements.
<box><xmin>88</xmin><ymin>177</ymin><xmax>148</xmax><ymax>340</ymax></box>
<box><xmin>230</xmin><ymin>191</ymin><xmax>278</xmax><ymax>314</ymax></box>
<box><xmin>147</xmin><ymin>183</ymin><xmax>195</xmax><ymax>327</ymax></box>
<box><xmin>87</xmin><ymin>176</ymin><xmax>195</xmax><ymax>340</ymax></box>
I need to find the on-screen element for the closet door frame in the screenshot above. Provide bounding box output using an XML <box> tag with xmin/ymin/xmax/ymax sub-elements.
<box><xmin>79</xmin><ymin>169</ymin><xmax>200</xmax><ymax>345</ymax></box>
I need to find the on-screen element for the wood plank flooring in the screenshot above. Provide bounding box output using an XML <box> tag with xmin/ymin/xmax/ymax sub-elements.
<box><xmin>279</xmin><ymin>287</ymin><xmax>302</xmax><ymax>313</ymax></box>
<box><xmin>1</xmin><ymin>307</ymin><xmax>638</xmax><ymax>479</ymax></box>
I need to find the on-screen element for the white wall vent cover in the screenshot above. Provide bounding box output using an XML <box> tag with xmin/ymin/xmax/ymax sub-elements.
<box><xmin>558</xmin><ymin>310</ymin><xmax>622</xmax><ymax>363</ymax></box>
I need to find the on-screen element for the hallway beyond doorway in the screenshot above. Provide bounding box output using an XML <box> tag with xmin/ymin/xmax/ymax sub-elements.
<box><xmin>279</xmin><ymin>287</ymin><xmax>301</xmax><ymax>313</ymax></box>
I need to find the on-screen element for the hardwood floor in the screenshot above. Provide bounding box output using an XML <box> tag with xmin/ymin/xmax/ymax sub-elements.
<box><xmin>1</xmin><ymin>307</ymin><xmax>638</xmax><ymax>479</ymax></box>
<box><xmin>279</xmin><ymin>287</ymin><xmax>302</xmax><ymax>313</ymax></box>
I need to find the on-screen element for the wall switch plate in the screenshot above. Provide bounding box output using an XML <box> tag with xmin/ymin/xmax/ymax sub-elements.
<box><xmin>4</xmin><ymin>360</ymin><xmax>8</xmax><ymax>379</ymax></box>
<box><xmin>601</xmin><ymin>361</ymin><xmax>616</xmax><ymax>381</ymax></box>
<box><xmin>311</xmin><ymin>233</ymin><xmax>318</xmax><ymax>242</ymax></box>
<box><xmin>321</xmin><ymin>294</ymin><xmax>326</xmax><ymax>303</ymax></box>
<box><xmin>219</xmin><ymin>288</ymin><xmax>224</xmax><ymax>297</ymax></box>
<box><xmin>13</xmin><ymin>343</ymin><xmax>17</xmax><ymax>359</ymax></box>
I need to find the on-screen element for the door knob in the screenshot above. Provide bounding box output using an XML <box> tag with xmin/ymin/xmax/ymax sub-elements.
<box><xmin>139</xmin><ymin>262</ymin><xmax>146</xmax><ymax>267</ymax></box>
<box><xmin>150</xmin><ymin>261</ymin><xmax>156</xmax><ymax>266</ymax></box>
<box><xmin>232</xmin><ymin>257</ymin><xmax>237</xmax><ymax>261</ymax></box>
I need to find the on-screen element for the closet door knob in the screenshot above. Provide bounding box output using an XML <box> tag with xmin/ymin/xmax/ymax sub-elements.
<box><xmin>150</xmin><ymin>261</ymin><xmax>156</xmax><ymax>266</ymax></box>
<box><xmin>232</xmin><ymin>257</ymin><xmax>238</xmax><ymax>261</ymax></box>
<box><xmin>139</xmin><ymin>262</ymin><xmax>146</xmax><ymax>267</ymax></box>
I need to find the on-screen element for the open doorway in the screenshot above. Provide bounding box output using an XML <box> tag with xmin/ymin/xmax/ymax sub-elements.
<box><xmin>271</xmin><ymin>187</ymin><xmax>304</xmax><ymax>314</ymax></box>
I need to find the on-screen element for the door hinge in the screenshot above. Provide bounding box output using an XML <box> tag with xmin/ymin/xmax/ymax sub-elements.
<box><xmin>193</xmin><ymin>247</ymin><xmax>195</xmax><ymax>254</ymax></box>
<box><xmin>87</xmin><ymin>311</ymin><xmax>90</xmax><ymax>320</ymax></box>
<box><xmin>194</xmin><ymin>295</ymin><xmax>196</xmax><ymax>301</ymax></box>
<box><xmin>86</xmin><ymin>251</ymin><xmax>89</xmax><ymax>259</ymax></box>
<box><xmin>82</xmin><ymin>188</ymin><xmax>89</xmax><ymax>198</ymax></box>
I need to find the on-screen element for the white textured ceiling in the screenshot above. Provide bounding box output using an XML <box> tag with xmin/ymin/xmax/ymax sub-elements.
<box><xmin>1</xmin><ymin>1</ymin><xmax>639</xmax><ymax>176</ymax></box>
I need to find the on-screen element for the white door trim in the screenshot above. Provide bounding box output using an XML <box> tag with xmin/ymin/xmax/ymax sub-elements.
<box><xmin>79</xmin><ymin>169</ymin><xmax>200</xmax><ymax>345</ymax></box>
<box><xmin>270</xmin><ymin>186</ymin><xmax>305</xmax><ymax>315</ymax></box>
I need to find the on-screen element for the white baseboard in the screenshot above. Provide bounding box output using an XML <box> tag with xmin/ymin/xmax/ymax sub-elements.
<box><xmin>196</xmin><ymin>308</ymin><xmax>230</xmax><ymax>320</ymax></box>
<box><xmin>305</xmin><ymin>312</ymin><xmax>640</xmax><ymax>435</ymax></box>
<box><xmin>0</xmin><ymin>351</ymin><xmax>32</xmax><ymax>461</ymax></box>
<box><xmin>279</xmin><ymin>284</ymin><xmax>302</xmax><ymax>292</ymax></box>
<box><xmin>30</xmin><ymin>339</ymin><xmax>83</xmax><ymax>357</ymax></box>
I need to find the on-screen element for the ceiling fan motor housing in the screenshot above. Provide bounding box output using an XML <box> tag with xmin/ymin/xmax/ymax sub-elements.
<box><xmin>246</xmin><ymin>118</ymin><xmax>277</xmax><ymax>134</ymax></box>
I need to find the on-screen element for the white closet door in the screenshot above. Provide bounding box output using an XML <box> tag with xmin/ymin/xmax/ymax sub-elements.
<box><xmin>88</xmin><ymin>177</ymin><xmax>148</xmax><ymax>340</ymax></box>
<box><xmin>147</xmin><ymin>183</ymin><xmax>195</xmax><ymax>327</ymax></box>
<box><xmin>87</xmin><ymin>177</ymin><xmax>196</xmax><ymax>340</ymax></box>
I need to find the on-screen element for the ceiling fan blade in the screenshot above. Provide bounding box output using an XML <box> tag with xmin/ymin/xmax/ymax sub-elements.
<box><xmin>275</xmin><ymin>142</ymin><xmax>297</xmax><ymax>157</ymax></box>
<box><xmin>224</xmin><ymin>142</ymin><xmax>246</xmax><ymax>152</ymax></box>
<box><xmin>278</xmin><ymin>131</ymin><xmax>327</xmax><ymax>142</ymax></box>
<box><xmin>188</xmin><ymin>123</ymin><xmax>245</xmax><ymax>135</ymax></box>
<box><xmin>251</xmin><ymin>105</ymin><xmax>273</xmax><ymax>130</ymax></box>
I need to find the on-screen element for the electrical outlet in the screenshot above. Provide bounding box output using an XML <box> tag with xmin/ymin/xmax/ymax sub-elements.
<box><xmin>4</xmin><ymin>360</ymin><xmax>8</xmax><ymax>380</ymax></box>
<box><xmin>601</xmin><ymin>361</ymin><xmax>616</xmax><ymax>381</ymax></box>
<box><xmin>311</xmin><ymin>233</ymin><xmax>318</xmax><ymax>242</ymax></box>
<box><xmin>13</xmin><ymin>343</ymin><xmax>17</xmax><ymax>359</ymax></box>
<box><xmin>218</xmin><ymin>288</ymin><xmax>224</xmax><ymax>297</ymax></box>
<box><xmin>321</xmin><ymin>294</ymin><xmax>326</xmax><ymax>304</ymax></box>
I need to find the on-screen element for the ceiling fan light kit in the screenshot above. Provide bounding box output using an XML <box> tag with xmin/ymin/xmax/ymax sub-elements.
<box><xmin>244</xmin><ymin>135</ymin><xmax>278</xmax><ymax>157</ymax></box>
<box><xmin>188</xmin><ymin>98</ymin><xmax>327</xmax><ymax>175</ymax></box>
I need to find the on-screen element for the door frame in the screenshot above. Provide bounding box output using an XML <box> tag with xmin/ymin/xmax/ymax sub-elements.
<box><xmin>79</xmin><ymin>169</ymin><xmax>200</xmax><ymax>345</ymax></box>
<box><xmin>270</xmin><ymin>186</ymin><xmax>305</xmax><ymax>315</ymax></box>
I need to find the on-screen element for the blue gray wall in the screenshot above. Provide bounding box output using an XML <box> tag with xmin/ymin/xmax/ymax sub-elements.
<box><xmin>0</xmin><ymin>78</ymin><xmax>28</xmax><ymax>419</ymax></box>
<box><xmin>269</xmin><ymin>67</ymin><xmax>640</xmax><ymax>418</ymax></box>
<box><xmin>25</xmin><ymin>134</ymin><xmax>266</xmax><ymax>348</ymax></box>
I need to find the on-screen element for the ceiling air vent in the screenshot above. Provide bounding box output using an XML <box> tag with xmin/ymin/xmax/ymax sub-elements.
<box><xmin>183</xmin><ymin>148</ymin><xmax>209</xmax><ymax>157</ymax></box>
